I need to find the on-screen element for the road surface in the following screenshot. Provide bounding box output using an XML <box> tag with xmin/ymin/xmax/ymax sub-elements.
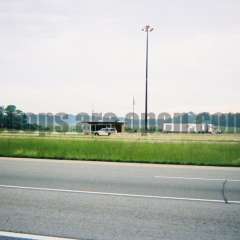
<box><xmin>0</xmin><ymin>157</ymin><xmax>240</xmax><ymax>240</ymax></box>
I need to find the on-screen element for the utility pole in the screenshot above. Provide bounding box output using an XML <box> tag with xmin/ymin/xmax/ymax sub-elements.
<box><xmin>142</xmin><ymin>25</ymin><xmax>154</xmax><ymax>133</ymax></box>
<box><xmin>132</xmin><ymin>96</ymin><xmax>135</xmax><ymax>130</ymax></box>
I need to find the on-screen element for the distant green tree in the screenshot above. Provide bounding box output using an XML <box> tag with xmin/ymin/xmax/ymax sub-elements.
<box><xmin>196</xmin><ymin>112</ymin><xmax>210</xmax><ymax>124</ymax></box>
<box><xmin>0</xmin><ymin>105</ymin><xmax>33</xmax><ymax>130</ymax></box>
<box><xmin>0</xmin><ymin>106</ymin><xmax>4</xmax><ymax>128</ymax></box>
<box><xmin>4</xmin><ymin>105</ymin><xmax>17</xmax><ymax>129</ymax></box>
<box><xmin>5</xmin><ymin>105</ymin><xmax>16</xmax><ymax>113</ymax></box>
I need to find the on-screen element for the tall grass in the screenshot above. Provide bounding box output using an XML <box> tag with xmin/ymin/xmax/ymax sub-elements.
<box><xmin>0</xmin><ymin>137</ymin><xmax>240</xmax><ymax>166</ymax></box>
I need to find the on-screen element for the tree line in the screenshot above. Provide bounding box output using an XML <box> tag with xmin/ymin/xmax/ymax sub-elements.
<box><xmin>0</xmin><ymin>105</ymin><xmax>42</xmax><ymax>130</ymax></box>
<box><xmin>1</xmin><ymin>105</ymin><xmax>240</xmax><ymax>132</ymax></box>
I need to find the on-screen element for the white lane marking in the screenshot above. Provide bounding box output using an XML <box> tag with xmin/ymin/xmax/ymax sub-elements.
<box><xmin>0</xmin><ymin>231</ymin><xmax>76</xmax><ymax>240</ymax></box>
<box><xmin>154</xmin><ymin>176</ymin><xmax>240</xmax><ymax>182</ymax></box>
<box><xmin>0</xmin><ymin>184</ymin><xmax>239</xmax><ymax>204</ymax></box>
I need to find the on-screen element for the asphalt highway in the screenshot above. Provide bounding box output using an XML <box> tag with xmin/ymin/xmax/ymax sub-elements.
<box><xmin>0</xmin><ymin>157</ymin><xmax>240</xmax><ymax>240</ymax></box>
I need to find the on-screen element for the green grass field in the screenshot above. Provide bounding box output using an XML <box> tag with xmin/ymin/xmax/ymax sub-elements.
<box><xmin>0</xmin><ymin>135</ymin><xmax>240</xmax><ymax>166</ymax></box>
<box><xmin>1</xmin><ymin>131</ymin><xmax>240</xmax><ymax>143</ymax></box>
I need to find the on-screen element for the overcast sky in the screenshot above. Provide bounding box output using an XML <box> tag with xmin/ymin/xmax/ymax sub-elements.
<box><xmin>0</xmin><ymin>0</ymin><xmax>240</xmax><ymax>115</ymax></box>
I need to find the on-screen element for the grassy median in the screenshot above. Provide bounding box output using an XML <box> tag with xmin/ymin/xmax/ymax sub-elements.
<box><xmin>0</xmin><ymin>136</ymin><xmax>240</xmax><ymax>166</ymax></box>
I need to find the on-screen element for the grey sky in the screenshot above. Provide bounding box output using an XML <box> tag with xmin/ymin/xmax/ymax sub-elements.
<box><xmin>0</xmin><ymin>0</ymin><xmax>239</xmax><ymax>115</ymax></box>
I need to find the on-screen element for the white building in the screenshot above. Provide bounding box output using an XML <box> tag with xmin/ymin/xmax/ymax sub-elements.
<box><xmin>163</xmin><ymin>123</ymin><xmax>217</xmax><ymax>133</ymax></box>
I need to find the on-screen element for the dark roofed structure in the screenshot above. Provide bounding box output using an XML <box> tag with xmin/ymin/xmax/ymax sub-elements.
<box><xmin>83</xmin><ymin>121</ymin><xmax>124</xmax><ymax>133</ymax></box>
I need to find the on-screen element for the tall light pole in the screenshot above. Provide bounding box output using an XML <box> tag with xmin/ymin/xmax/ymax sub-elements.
<box><xmin>132</xmin><ymin>96</ymin><xmax>135</xmax><ymax>130</ymax></box>
<box><xmin>142</xmin><ymin>25</ymin><xmax>154</xmax><ymax>133</ymax></box>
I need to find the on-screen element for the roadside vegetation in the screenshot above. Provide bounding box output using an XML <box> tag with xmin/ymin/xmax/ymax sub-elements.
<box><xmin>0</xmin><ymin>135</ymin><xmax>240</xmax><ymax>166</ymax></box>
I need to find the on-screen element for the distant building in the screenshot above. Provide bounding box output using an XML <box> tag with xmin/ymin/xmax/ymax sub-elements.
<box><xmin>163</xmin><ymin>123</ymin><xmax>217</xmax><ymax>133</ymax></box>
